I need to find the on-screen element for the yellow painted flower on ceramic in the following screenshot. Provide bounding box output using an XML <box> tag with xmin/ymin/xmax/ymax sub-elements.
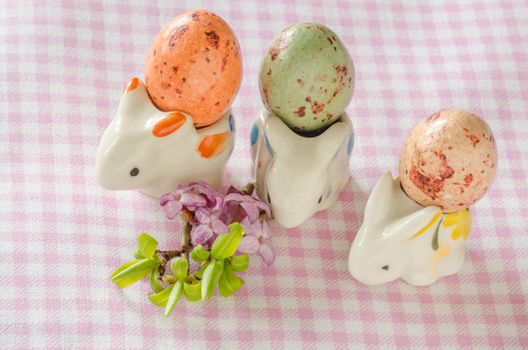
<box><xmin>443</xmin><ymin>209</ymin><xmax>472</xmax><ymax>240</ymax></box>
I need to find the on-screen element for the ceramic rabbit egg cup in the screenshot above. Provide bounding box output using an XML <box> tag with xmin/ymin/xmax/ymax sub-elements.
<box><xmin>348</xmin><ymin>171</ymin><xmax>470</xmax><ymax>286</ymax></box>
<box><xmin>95</xmin><ymin>78</ymin><xmax>235</xmax><ymax>197</ymax></box>
<box><xmin>348</xmin><ymin>109</ymin><xmax>497</xmax><ymax>286</ymax></box>
<box><xmin>96</xmin><ymin>10</ymin><xmax>242</xmax><ymax>197</ymax></box>
<box><xmin>251</xmin><ymin>110</ymin><xmax>354</xmax><ymax>228</ymax></box>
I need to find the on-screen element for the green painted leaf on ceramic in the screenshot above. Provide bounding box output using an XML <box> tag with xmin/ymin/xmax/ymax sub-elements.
<box><xmin>211</xmin><ymin>223</ymin><xmax>244</xmax><ymax>260</ymax></box>
<box><xmin>219</xmin><ymin>261</ymin><xmax>245</xmax><ymax>297</ymax></box>
<box><xmin>148</xmin><ymin>284</ymin><xmax>174</xmax><ymax>307</ymax></box>
<box><xmin>135</xmin><ymin>233</ymin><xmax>158</xmax><ymax>259</ymax></box>
<box><xmin>191</xmin><ymin>244</ymin><xmax>210</xmax><ymax>262</ymax></box>
<box><xmin>110</xmin><ymin>259</ymin><xmax>158</xmax><ymax>288</ymax></box>
<box><xmin>149</xmin><ymin>267</ymin><xmax>164</xmax><ymax>293</ymax></box>
<box><xmin>171</xmin><ymin>257</ymin><xmax>188</xmax><ymax>282</ymax></box>
<box><xmin>230</xmin><ymin>254</ymin><xmax>249</xmax><ymax>272</ymax></box>
<box><xmin>164</xmin><ymin>281</ymin><xmax>183</xmax><ymax>317</ymax></box>
<box><xmin>201</xmin><ymin>259</ymin><xmax>224</xmax><ymax>301</ymax></box>
<box><xmin>183</xmin><ymin>281</ymin><xmax>202</xmax><ymax>302</ymax></box>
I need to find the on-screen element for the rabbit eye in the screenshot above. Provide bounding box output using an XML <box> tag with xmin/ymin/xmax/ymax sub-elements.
<box><xmin>130</xmin><ymin>167</ymin><xmax>139</xmax><ymax>177</ymax></box>
<box><xmin>318</xmin><ymin>195</ymin><xmax>323</xmax><ymax>204</ymax></box>
<box><xmin>381</xmin><ymin>265</ymin><xmax>389</xmax><ymax>271</ymax></box>
<box><xmin>267</xmin><ymin>192</ymin><xmax>271</xmax><ymax>204</ymax></box>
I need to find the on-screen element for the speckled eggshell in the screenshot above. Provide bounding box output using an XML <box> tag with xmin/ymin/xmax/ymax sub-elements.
<box><xmin>399</xmin><ymin>109</ymin><xmax>497</xmax><ymax>213</ymax></box>
<box><xmin>259</xmin><ymin>23</ymin><xmax>354</xmax><ymax>133</ymax></box>
<box><xmin>144</xmin><ymin>10</ymin><xmax>242</xmax><ymax>127</ymax></box>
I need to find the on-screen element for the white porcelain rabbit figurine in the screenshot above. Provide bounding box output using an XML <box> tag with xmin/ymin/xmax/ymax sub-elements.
<box><xmin>348</xmin><ymin>171</ymin><xmax>471</xmax><ymax>286</ymax></box>
<box><xmin>96</xmin><ymin>78</ymin><xmax>235</xmax><ymax>197</ymax></box>
<box><xmin>251</xmin><ymin>111</ymin><xmax>354</xmax><ymax>228</ymax></box>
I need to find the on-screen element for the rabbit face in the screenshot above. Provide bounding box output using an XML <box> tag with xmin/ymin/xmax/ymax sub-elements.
<box><xmin>348</xmin><ymin>223</ymin><xmax>408</xmax><ymax>285</ymax></box>
<box><xmin>263</xmin><ymin>115</ymin><xmax>349</xmax><ymax>228</ymax></box>
<box><xmin>265</xmin><ymin>156</ymin><xmax>329</xmax><ymax>228</ymax></box>
<box><xmin>95</xmin><ymin>78</ymin><xmax>193</xmax><ymax>192</ymax></box>
<box><xmin>348</xmin><ymin>171</ymin><xmax>449</xmax><ymax>286</ymax></box>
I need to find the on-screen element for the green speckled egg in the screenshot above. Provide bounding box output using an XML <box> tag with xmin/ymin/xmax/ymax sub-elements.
<box><xmin>259</xmin><ymin>23</ymin><xmax>354</xmax><ymax>132</ymax></box>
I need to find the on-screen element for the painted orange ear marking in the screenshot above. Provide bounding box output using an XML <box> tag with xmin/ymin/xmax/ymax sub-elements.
<box><xmin>196</xmin><ymin>132</ymin><xmax>230</xmax><ymax>158</ymax></box>
<box><xmin>124</xmin><ymin>77</ymin><xmax>140</xmax><ymax>94</ymax></box>
<box><xmin>153</xmin><ymin>112</ymin><xmax>187</xmax><ymax>137</ymax></box>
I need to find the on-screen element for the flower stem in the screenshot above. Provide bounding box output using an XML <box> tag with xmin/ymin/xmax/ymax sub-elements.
<box><xmin>181</xmin><ymin>222</ymin><xmax>191</xmax><ymax>260</ymax></box>
<box><xmin>157</xmin><ymin>249</ymin><xmax>183</xmax><ymax>260</ymax></box>
<box><xmin>180</xmin><ymin>210</ymin><xmax>193</xmax><ymax>262</ymax></box>
<box><xmin>242</xmin><ymin>183</ymin><xmax>255</xmax><ymax>195</ymax></box>
<box><xmin>155</xmin><ymin>210</ymin><xmax>194</xmax><ymax>277</ymax></box>
<box><xmin>156</xmin><ymin>249</ymin><xmax>182</xmax><ymax>275</ymax></box>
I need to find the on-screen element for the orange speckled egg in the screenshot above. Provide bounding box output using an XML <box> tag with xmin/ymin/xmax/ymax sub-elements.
<box><xmin>144</xmin><ymin>10</ymin><xmax>242</xmax><ymax>127</ymax></box>
<box><xmin>399</xmin><ymin>108</ymin><xmax>497</xmax><ymax>213</ymax></box>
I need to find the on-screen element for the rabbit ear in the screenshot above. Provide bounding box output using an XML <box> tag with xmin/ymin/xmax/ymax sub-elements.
<box><xmin>264</xmin><ymin>114</ymin><xmax>302</xmax><ymax>158</ymax></box>
<box><xmin>384</xmin><ymin>206</ymin><xmax>443</xmax><ymax>241</ymax></box>
<box><xmin>123</xmin><ymin>77</ymin><xmax>141</xmax><ymax>94</ymax></box>
<box><xmin>117</xmin><ymin>77</ymin><xmax>153</xmax><ymax>119</ymax></box>
<box><xmin>315</xmin><ymin>121</ymin><xmax>348</xmax><ymax>164</ymax></box>
<box><xmin>364</xmin><ymin>171</ymin><xmax>396</xmax><ymax>221</ymax></box>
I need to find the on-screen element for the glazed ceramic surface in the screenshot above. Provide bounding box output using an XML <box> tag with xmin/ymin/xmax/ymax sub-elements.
<box><xmin>259</xmin><ymin>23</ymin><xmax>354</xmax><ymax>133</ymax></box>
<box><xmin>144</xmin><ymin>10</ymin><xmax>242</xmax><ymax>127</ymax></box>
<box><xmin>96</xmin><ymin>78</ymin><xmax>235</xmax><ymax>197</ymax></box>
<box><xmin>399</xmin><ymin>108</ymin><xmax>497</xmax><ymax>213</ymax></box>
<box><xmin>251</xmin><ymin>110</ymin><xmax>354</xmax><ymax>228</ymax></box>
<box><xmin>348</xmin><ymin>171</ymin><xmax>472</xmax><ymax>286</ymax></box>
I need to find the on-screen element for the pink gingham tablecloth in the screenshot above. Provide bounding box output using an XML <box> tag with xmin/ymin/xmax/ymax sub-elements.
<box><xmin>1</xmin><ymin>1</ymin><xmax>527</xmax><ymax>348</ymax></box>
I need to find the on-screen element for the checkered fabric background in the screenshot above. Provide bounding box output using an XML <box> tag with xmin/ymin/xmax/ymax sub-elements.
<box><xmin>1</xmin><ymin>0</ymin><xmax>527</xmax><ymax>348</ymax></box>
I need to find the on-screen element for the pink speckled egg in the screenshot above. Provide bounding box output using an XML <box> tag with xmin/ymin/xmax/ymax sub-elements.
<box><xmin>399</xmin><ymin>108</ymin><xmax>497</xmax><ymax>213</ymax></box>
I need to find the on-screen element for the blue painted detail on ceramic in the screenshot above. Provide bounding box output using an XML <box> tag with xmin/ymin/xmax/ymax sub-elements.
<box><xmin>229</xmin><ymin>114</ymin><xmax>235</xmax><ymax>132</ymax></box>
<box><xmin>347</xmin><ymin>133</ymin><xmax>354</xmax><ymax>155</ymax></box>
<box><xmin>332</xmin><ymin>145</ymin><xmax>340</xmax><ymax>160</ymax></box>
<box><xmin>250</xmin><ymin>123</ymin><xmax>259</xmax><ymax>146</ymax></box>
<box><xmin>264</xmin><ymin>134</ymin><xmax>273</xmax><ymax>155</ymax></box>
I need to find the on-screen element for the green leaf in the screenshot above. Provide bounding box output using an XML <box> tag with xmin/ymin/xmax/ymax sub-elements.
<box><xmin>148</xmin><ymin>284</ymin><xmax>174</xmax><ymax>307</ymax></box>
<box><xmin>110</xmin><ymin>259</ymin><xmax>158</xmax><ymax>288</ymax></box>
<box><xmin>191</xmin><ymin>244</ymin><xmax>210</xmax><ymax>262</ymax></box>
<box><xmin>219</xmin><ymin>261</ymin><xmax>245</xmax><ymax>297</ymax></box>
<box><xmin>110</xmin><ymin>260</ymin><xmax>139</xmax><ymax>279</ymax></box>
<box><xmin>171</xmin><ymin>257</ymin><xmax>189</xmax><ymax>282</ymax></box>
<box><xmin>135</xmin><ymin>233</ymin><xmax>158</xmax><ymax>259</ymax></box>
<box><xmin>211</xmin><ymin>223</ymin><xmax>244</xmax><ymax>260</ymax></box>
<box><xmin>149</xmin><ymin>267</ymin><xmax>164</xmax><ymax>293</ymax></box>
<box><xmin>183</xmin><ymin>281</ymin><xmax>202</xmax><ymax>302</ymax></box>
<box><xmin>201</xmin><ymin>259</ymin><xmax>224</xmax><ymax>301</ymax></box>
<box><xmin>230</xmin><ymin>254</ymin><xmax>249</xmax><ymax>272</ymax></box>
<box><xmin>195</xmin><ymin>262</ymin><xmax>209</xmax><ymax>279</ymax></box>
<box><xmin>164</xmin><ymin>281</ymin><xmax>183</xmax><ymax>317</ymax></box>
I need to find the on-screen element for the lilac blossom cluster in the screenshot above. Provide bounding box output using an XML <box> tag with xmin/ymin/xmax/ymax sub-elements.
<box><xmin>159</xmin><ymin>181</ymin><xmax>275</xmax><ymax>265</ymax></box>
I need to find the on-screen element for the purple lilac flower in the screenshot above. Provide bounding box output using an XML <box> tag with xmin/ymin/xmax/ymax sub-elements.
<box><xmin>159</xmin><ymin>181</ymin><xmax>275</xmax><ymax>265</ymax></box>
<box><xmin>222</xmin><ymin>186</ymin><xmax>271</xmax><ymax>224</ymax></box>
<box><xmin>238</xmin><ymin>217</ymin><xmax>275</xmax><ymax>265</ymax></box>
<box><xmin>191</xmin><ymin>207</ymin><xmax>229</xmax><ymax>246</ymax></box>
<box><xmin>159</xmin><ymin>181</ymin><xmax>221</xmax><ymax>219</ymax></box>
